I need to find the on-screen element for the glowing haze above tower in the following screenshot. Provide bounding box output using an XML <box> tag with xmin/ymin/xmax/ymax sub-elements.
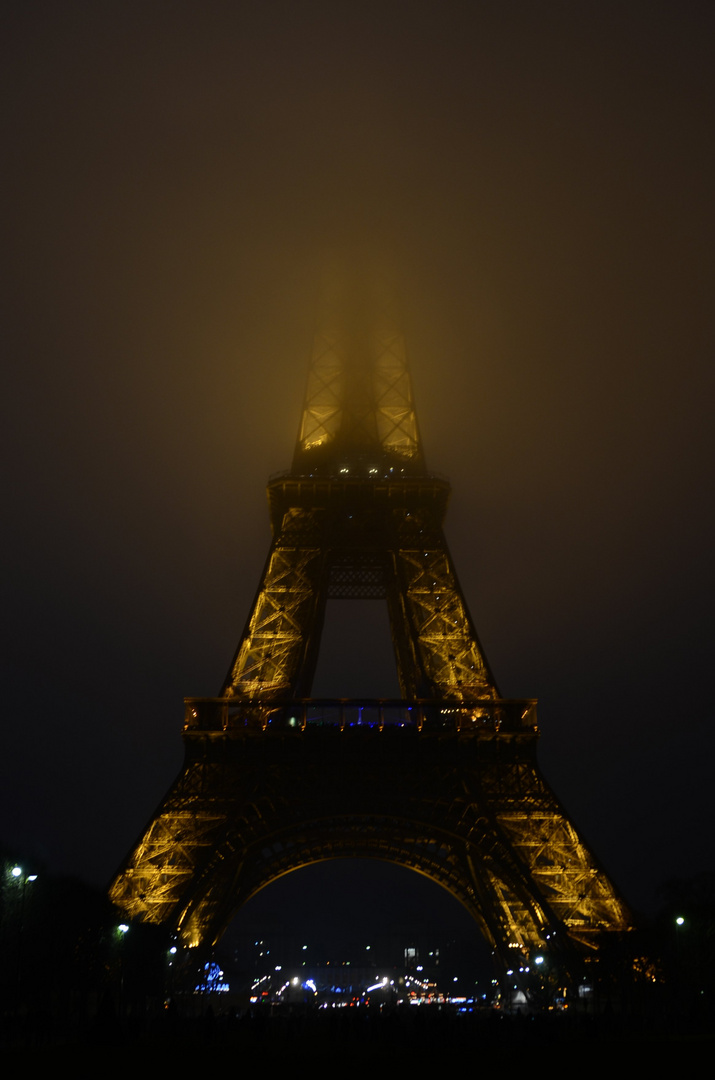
<box><xmin>294</xmin><ymin>266</ymin><xmax>424</xmax><ymax>475</ymax></box>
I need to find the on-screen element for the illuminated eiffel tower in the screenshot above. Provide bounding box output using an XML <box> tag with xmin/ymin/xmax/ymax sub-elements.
<box><xmin>110</xmin><ymin>268</ymin><xmax>632</xmax><ymax>983</ymax></box>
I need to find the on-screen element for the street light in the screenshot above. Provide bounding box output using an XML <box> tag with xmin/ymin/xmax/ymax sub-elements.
<box><xmin>8</xmin><ymin>866</ymin><xmax>38</xmax><ymax>1014</ymax></box>
<box><xmin>675</xmin><ymin>916</ymin><xmax>686</xmax><ymax>964</ymax></box>
<box><xmin>117</xmin><ymin>923</ymin><xmax>130</xmax><ymax>1017</ymax></box>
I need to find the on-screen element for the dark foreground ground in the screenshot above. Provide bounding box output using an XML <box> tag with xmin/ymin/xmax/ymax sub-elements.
<box><xmin>2</xmin><ymin>1006</ymin><xmax>711</xmax><ymax>1066</ymax></box>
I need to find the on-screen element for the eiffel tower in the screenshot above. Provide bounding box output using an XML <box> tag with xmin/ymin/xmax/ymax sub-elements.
<box><xmin>110</xmin><ymin>268</ymin><xmax>632</xmax><ymax>982</ymax></box>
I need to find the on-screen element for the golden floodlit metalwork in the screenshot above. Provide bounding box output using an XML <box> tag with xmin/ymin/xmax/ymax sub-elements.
<box><xmin>110</xmin><ymin>270</ymin><xmax>632</xmax><ymax>983</ymax></box>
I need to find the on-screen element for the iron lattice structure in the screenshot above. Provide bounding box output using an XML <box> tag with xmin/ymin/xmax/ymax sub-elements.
<box><xmin>110</xmin><ymin>270</ymin><xmax>631</xmax><ymax>975</ymax></box>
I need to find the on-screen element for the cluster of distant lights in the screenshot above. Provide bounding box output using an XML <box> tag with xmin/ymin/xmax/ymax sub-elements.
<box><xmin>244</xmin><ymin>938</ymin><xmax>553</xmax><ymax>1008</ymax></box>
<box><xmin>246</xmin><ymin>957</ymin><xmax>488</xmax><ymax>1008</ymax></box>
<box><xmin>249</xmin><ymin>975</ymin><xmax>487</xmax><ymax>1009</ymax></box>
<box><xmin>210</xmin><ymin>951</ymin><xmax>563</xmax><ymax>1010</ymax></box>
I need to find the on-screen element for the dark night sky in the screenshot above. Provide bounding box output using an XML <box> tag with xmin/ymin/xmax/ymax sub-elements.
<box><xmin>2</xmin><ymin>1</ymin><xmax>714</xmax><ymax>935</ymax></box>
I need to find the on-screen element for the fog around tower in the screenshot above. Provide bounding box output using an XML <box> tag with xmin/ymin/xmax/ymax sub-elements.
<box><xmin>1</xmin><ymin>2</ymin><xmax>713</xmax><ymax>917</ymax></box>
